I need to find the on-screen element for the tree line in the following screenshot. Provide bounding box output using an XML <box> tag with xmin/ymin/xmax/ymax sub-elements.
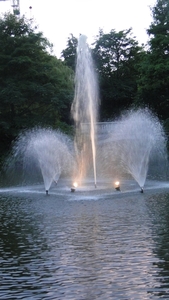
<box><xmin>0</xmin><ymin>0</ymin><xmax>169</xmax><ymax>157</ymax></box>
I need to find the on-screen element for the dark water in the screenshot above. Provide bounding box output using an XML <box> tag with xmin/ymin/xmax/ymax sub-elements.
<box><xmin>1</xmin><ymin>186</ymin><xmax>169</xmax><ymax>299</ymax></box>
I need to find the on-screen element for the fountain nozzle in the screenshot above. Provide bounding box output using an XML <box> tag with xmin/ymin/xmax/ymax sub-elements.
<box><xmin>46</xmin><ymin>190</ymin><xmax>49</xmax><ymax>195</ymax></box>
<box><xmin>140</xmin><ymin>187</ymin><xmax>144</xmax><ymax>193</ymax></box>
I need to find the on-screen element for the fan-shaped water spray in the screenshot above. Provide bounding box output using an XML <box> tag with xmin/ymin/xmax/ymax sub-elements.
<box><xmin>98</xmin><ymin>109</ymin><xmax>167</xmax><ymax>190</ymax></box>
<box><xmin>118</xmin><ymin>109</ymin><xmax>167</xmax><ymax>188</ymax></box>
<box><xmin>6</xmin><ymin>128</ymin><xmax>75</xmax><ymax>192</ymax></box>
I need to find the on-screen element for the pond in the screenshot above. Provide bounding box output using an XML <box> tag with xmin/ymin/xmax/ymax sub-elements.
<box><xmin>1</xmin><ymin>181</ymin><xmax>169</xmax><ymax>299</ymax></box>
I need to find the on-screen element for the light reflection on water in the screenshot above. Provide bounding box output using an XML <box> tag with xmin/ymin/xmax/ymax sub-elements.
<box><xmin>0</xmin><ymin>190</ymin><xmax>169</xmax><ymax>299</ymax></box>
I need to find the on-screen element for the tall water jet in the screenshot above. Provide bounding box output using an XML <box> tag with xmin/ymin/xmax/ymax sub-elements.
<box><xmin>71</xmin><ymin>35</ymin><xmax>99</xmax><ymax>187</ymax></box>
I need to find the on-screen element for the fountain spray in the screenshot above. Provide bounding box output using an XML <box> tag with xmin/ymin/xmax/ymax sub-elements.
<box><xmin>71</xmin><ymin>35</ymin><xmax>99</xmax><ymax>187</ymax></box>
<box><xmin>109</xmin><ymin>108</ymin><xmax>167</xmax><ymax>190</ymax></box>
<box><xmin>7</xmin><ymin>128</ymin><xmax>75</xmax><ymax>194</ymax></box>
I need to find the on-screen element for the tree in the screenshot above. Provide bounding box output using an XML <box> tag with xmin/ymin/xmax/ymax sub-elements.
<box><xmin>61</xmin><ymin>34</ymin><xmax>78</xmax><ymax>71</ymax></box>
<box><xmin>92</xmin><ymin>28</ymin><xmax>142</xmax><ymax>120</ymax></box>
<box><xmin>136</xmin><ymin>0</ymin><xmax>169</xmax><ymax>121</ymax></box>
<box><xmin>0</xmin><ymin>13</ymin><xmax>74</xmax><ymax>151</ymax></box>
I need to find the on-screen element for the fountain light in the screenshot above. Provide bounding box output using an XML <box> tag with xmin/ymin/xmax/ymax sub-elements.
<box><xmin>71</xmin><ymin>181</ymin><xmax>78</xmax><ymax>192</ymax></box>
<box><xmin>114</xmin><ymin>181</ymin><xmax>120</xmax><ymax>191</ymax></box>
<box><xmin>73</xmin><ymin>182</ymin><xmax>78</xmax><ymax>188</ymax></box>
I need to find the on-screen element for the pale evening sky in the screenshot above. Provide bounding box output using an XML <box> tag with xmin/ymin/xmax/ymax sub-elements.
<box><xmin>0</xmin><ymin>0</ymin><xmax>157</xmax><ymax>58</ymax></box>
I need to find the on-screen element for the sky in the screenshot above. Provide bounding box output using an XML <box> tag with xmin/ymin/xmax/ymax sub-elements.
<box><xmin>0</xmin><ymin>0</ymin><xmax>157</xmax><ymax>58</ymax></box>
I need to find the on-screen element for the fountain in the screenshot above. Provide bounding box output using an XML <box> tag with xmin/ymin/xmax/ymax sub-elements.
<box><xmin>97</xmin><ymin>108</ymin><xmax>167</xmax><ymax>192</ymax></box>
<box><xmin>71</xmin><ymin>35</ymin><xmax>99</xmax><ymax>187</ymax></box>
<box><xmin>5</xmin><ymin>128</ymin><xmax>75</xmax><ymax>192</ymax></box>
<box><xmin>2</xmin><ymin>35</ymin><xmax>168</xmax><ymax>195</ymax></box>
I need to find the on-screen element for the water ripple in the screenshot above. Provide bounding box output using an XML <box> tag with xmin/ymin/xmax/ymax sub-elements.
<box><xmin>0</xmin><ymin>192</ymin><xmax>169</xmax><ymax>299</ymax></box>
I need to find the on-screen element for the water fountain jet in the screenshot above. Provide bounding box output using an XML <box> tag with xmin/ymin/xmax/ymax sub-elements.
<box><xmin>98</xmin><ymin>108</ymin><xmax>168</xmax><ymax>191</ymax></box>
<box><xmin>71</xmin><ymin>35</ymin><xmax>99</xmax><ymax>188</ymax></box>
<box><xmin>5</xmin><ymin>128</ymin><xmax>75</xmax><ymax>193</ymax></box>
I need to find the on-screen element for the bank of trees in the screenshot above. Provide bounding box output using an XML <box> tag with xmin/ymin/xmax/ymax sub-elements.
<box><xmin>0</xmin><ymin>13</ymin><xmax>74</xmax><ymax>152</ymax></box>
<box><xmin>92</xmin><ymin>28</ymin><xmax>143</xmax><ymax>119</ymax></box>
<box><xmin>136</xmin><ymin>0</ymin><xmax>169</xmax><ymax>124</ymax></box>
<box><xmin>0</xmin><ymin>0</ymin><xmax>169</xmax><ymax>154</ymax></box>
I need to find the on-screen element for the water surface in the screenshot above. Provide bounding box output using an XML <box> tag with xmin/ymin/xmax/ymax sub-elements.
<box><xmin>1</xmin><ymin>186</ymin><xmax>169</xmax><ymax>299</ymax></box>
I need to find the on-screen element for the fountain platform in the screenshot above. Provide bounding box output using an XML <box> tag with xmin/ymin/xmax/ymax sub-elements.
<box><xmin>0</xmin><ymin>179</ymin><xmax>169</xmax><ymax>201</ymax></box>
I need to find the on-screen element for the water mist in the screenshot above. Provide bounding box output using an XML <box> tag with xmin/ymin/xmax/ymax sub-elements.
<box><xmin>108</xmin><ymin>109</ymin><xmax>167</xmax><ymax>189</ymax></box>
<box><xmin>6</xmin><ymin>128</ymin><xmax>75</xmax><ymax>192</ymax></box>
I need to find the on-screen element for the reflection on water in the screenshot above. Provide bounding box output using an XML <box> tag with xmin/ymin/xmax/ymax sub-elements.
<box><xmin>1</xmin><ymin>191</ymin><xmax>169</xmax><ymax>299</ymax></box>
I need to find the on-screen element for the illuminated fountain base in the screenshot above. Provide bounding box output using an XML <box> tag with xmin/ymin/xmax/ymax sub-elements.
<box><xmin>1</xmin><ymin>178</ymin><xmax>169</xmax><ymax>201</ymax></box>
<box><xmin>3</xmin><ymin>110</ymin><xmax>168</xmax><ymax>197</ymax></box>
